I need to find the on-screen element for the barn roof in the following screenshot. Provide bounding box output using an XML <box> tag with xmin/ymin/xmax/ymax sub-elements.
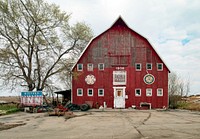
<box><xmin>72</xmin><ymin>16</ymin><xmax>170</xmax><ymax>72</ymax></box>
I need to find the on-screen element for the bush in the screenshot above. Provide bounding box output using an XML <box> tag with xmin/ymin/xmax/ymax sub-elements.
<box><xmin>169</xmin><ymin>95</ymin><xmax>182</xmax><ymax>109</ymax></box>
<box><xmin>176</xmin><ymin>101</ymin><xmax>189</xmax><ymax>109</ymax></box>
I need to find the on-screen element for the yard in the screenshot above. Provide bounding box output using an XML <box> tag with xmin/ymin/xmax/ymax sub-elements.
<box><xmin>0</xmin><ymin>109</ymin><xmax>200</xmax><ymax>139</ymax></box>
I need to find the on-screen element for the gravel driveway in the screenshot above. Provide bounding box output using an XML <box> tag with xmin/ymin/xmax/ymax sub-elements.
<box><xmin>0</xmin><ymin>109</ymin><xmax>200</xmax><ymax>139</ymax></box>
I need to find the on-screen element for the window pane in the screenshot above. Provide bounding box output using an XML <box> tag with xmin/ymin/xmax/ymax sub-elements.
<box><xmin>157</xmin><ymin>88</ymin><xmax>163</xmax><ymax>96</ymax></box>
<box><xmin>135</xmin><ymin>63</ymin><xmax>141</xmax><ymax>71</ymax></box>
<box><xmin>98</xmin><ymin>63</ymin><xmax>104</xmax><ymax>70</ymax></box>
<box><xmin>98</xmin><ymin>89</ymin><xmax>104</xmax><ymax>96</ymax></box>
<box><xmin>77</xmin><ymin>89</ymin><xmax>83</xmax><ymax>96</ymax></box>
<box><xmin>87</xmin><ymin>63</ymin><xmax>93</xmax><ymax>71</ymax></box>
<box><xmin>146</xmin><ymin>89</ymin><xmax>152</xmax><ymax>96</ymax></box>
<box><xmin>146</xmin><ymin>63</ymin><xmax>152</xmax><ymax>70</ymax></box>
<box><xmin>135</xmin><ymin>89</ymin><xmax>141</xmax><ymax>96</ymax></box>
<box><xmin>77</xmin><ymin>64</ymin><xmax>83</xmax><ymax>71</ymax></box>
<box><xmin>88</xmin><ymin>89</ymin><xmax>93</xmax><ymax>96</ymax></box>
<box><xmin>157</xmin><ymin>63</ymin><xmax>163</xmax><ymax>70</ymax></box>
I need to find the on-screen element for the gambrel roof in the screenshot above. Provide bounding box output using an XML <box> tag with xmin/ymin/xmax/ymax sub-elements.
<box><xmin>72</xmin><ymin>16</ymin><xmax>170</xmax><ymax>72</ymax></box>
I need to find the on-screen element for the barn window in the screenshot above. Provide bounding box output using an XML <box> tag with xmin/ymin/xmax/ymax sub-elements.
<box><xmin>113</xmin><ymin>71</ymin><xmax>127</xmax><ymax>85</ymax></box>
<box><xmin>146</xmin><ymin>88</ymin><xmax>152</xmax><ymax>96</ymax></box>
<box><xmin>157</xmin><ymin>88</ymin><xmax>163</xmax><ymax>96</ymax></box>
<box><xmin>87</xmin><ymin>88</ymin><xmax>93</xmax><ymax>96</ymax></box>
<box><xmin>135</xmin><ymin>63</ymin><xmax>141</xmax><ymax>71</ymax></box>
<box><xmin>77</xmin><ymin>88</ymin><xmax>83</xmax><ymax>96</ymax></box>
<box><xmin>135</xmin><ymin>89</ymin><xmax>141</xmax><ymax>96</ymax></box>
<box><xmin>157</xmin><ymin>63</ymin><xmax>163</xmax><ymax>71</ymax></box>
<box><xmin>146</xmin><ymin>63</ymin><xmax>152</xmax><ymax>70</ymax></box>
<box><xmin>98</xmin><ymin>63</ymin><xmax>104</xmax><ymax>70</ymax></box>
<box><xmin>98</xmin><ymin>89</ymin><xmax>104</xmax><ymax>96</ymax></box>
<box><xmin>77</xmin><ymin>64</ymin><xmax>83</xmax><ymax>71</ymax></box>
<box><xmin>87</xmin><ymin>63</ymin><xmax>93</xmax><ymax>71</ymax></box>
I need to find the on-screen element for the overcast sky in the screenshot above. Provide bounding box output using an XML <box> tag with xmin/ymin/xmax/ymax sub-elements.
<box><xmin>46</xmin><ymin>0</ymin><xmax>200</xmax><ymax>95</ymax></box>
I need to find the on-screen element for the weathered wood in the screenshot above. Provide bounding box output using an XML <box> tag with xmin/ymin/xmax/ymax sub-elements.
<box><xmin>72</xmin><ymin>17</ymin><xmax>169</xmax><ymax>109</ymax></box>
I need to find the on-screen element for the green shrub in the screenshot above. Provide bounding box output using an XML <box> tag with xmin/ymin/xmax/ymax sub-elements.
<box><xmin>176</xmin><ymin>101</ymin><xmax>189</xmax><ymax>109</ymax></box>
<box><xmin>169</xmin><ymin>95</ymin><xmax>182</xmax><ymax>109</ymax></box>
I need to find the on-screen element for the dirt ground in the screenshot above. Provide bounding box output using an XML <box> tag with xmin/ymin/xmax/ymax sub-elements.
<box><xmin>0</xmin><ymin>96</ymin><xmax>20</xmax><ymax>103</ymax></box>
<box><xmin>0</xmin><ymin>109</ymin><xmax>200</xmax><ymax>139</ymax></box>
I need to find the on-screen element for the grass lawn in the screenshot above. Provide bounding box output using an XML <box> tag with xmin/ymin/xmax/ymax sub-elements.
<box><xmin>177</xmin><ymin>101</ymin><xmax>200</xmax><ymax>111</ymax></box>
<box><xmin>0</xmin><ymin>103</ymin><xmax>20</xmax><ymax>115</ymax></box>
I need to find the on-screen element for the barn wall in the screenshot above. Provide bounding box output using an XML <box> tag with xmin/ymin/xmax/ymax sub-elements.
<box><xmin>72</xmin><ymin>22</ymin><xmax>169</xmax><ymax>109</ymax></box>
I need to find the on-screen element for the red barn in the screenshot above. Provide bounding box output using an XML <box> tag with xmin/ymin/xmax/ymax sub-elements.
<box><xmin>71</xmin><ymin>17</ymin><xmax>170</xmax><ymax>109</ymax></box>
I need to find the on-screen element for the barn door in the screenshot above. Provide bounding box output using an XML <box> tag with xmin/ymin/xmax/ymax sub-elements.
<box><xmin>113</xmin><ymin>87</ymin><xmax>126</xmax><ymax>108</ymax></box>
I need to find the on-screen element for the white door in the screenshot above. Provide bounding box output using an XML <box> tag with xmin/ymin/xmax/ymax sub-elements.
<box><xmin>113</xmin><ymin>87</ymin><xmax>126</xmax><ymax>108</ymax></box>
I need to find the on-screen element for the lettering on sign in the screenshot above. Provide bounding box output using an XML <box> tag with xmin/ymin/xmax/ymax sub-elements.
<box><xmin>21</xmin><ymin>91</ymin><xmax>43</xmax><ymax>106</ymax></box>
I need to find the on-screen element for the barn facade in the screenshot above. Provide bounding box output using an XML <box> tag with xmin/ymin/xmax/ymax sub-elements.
<box><xmin>71</xmin><ymin>17</ymin><xmax>170</xmax><ymax>109</ymax></box>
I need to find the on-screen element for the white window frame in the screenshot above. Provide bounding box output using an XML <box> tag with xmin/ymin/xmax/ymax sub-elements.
<box><xmin>77</xmin><ymin>64</ymin><xmax>83</xmax><ymax>71</ymax></box>
<box><xmin>135</xmin><ymin>89</ymin><xmax>141</xmax><ymax>96</ymax></box>
<box><xmin>157</xmin><ymin>63</ymin><xmax>163</xmax><ymax>71</ymax></box>
<box><xmin>135</xmin><ymin>63</ymin><xmax>142</xmax><ymax>71</ymax></box>
<box><xmin>87</xmin><ymin>88</ymin><xmax>93</xmax><ymax>96</ymax></box>
<box><xmin>157</xmin><ymin>88</ymin><xmax>163</xmax><ymax>96</ymax></box>
<box><xmin>98</xmin><ymin>89</ymin><xmax>104</xmax><ymax>96</ymax></box>
<box><xmin>77</xmin><ymin>88</ymin><xmax>83</xmax><ymax>96</ymax></box>
<box><xmin>113</xmin><ymin>71</ymin><xmax>127</xmax><ymax>85</ymax></box>
<box><xmin>87</xmin><ymin>63</ymin><xmax>93</xmax><ymax>71</ymax></box>
<box><xmin>146</xmin><ymin>63</ymin><xmax>152</xmax><ymax>70</ymax></box>
<box><xmin>98</xmin><ymin>63</ymin><xmax>104</xmax><ymax>70</ymax></box>
<box><xmin>146</xmin><ymin>88</ymin><xmax>152</xmax><ymax>97</ymax></box>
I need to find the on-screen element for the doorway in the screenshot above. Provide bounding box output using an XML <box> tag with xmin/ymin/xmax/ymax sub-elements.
<box><xmin>113</xmin><ymin>87</ymin><xmax>126</xmax><ymax>108</ymax></box>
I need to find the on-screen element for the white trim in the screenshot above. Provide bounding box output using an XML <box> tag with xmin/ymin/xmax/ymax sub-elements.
<box><xmin>87</xmin><ymin>88</ymin><xmax>93</xmax><ymax>96</ymax></box>
<box><xmin>77</xmin><ymin>64</ymin><xmax>83</xmax><ymax>71</ymax></box>
<box><xmin>146</xmin><ymin>88</ymin><xmax>152</xmax><ymax>97</ymax></box>
<box><xmin>135</xmin><ymin>63</ymin><xmax>142</xmax><ymax>71</ymax></box>
<box><xmin>113</xmin><ymin>86</ymin><xmax>126</xmax><ymax>108</ymax></box>
<box><xmin>135</xmin><ymin>88</ymin><xmax>141</xmax><ymax>96</ymax></box>
<box><xmin>143</xmin><ymin>74</ymin><xmax>155</xmax><ymax>85</ymax></box>
<box><xmin>87</xmin><ymin>63</ymin><xmax>93</xmax><ymax>71</ymax></box>
<box><xmin>113</xmin><ymin>86</ymin><xmax>126</xmax><ymax>97</ymax></box>
<box><xmin>157</xmin><ymin>63</ymin><xmax>163</xmax><ymax>71</ymax></box>
<box><xmin>147</xmin><ymin>39</ymin><xmax>170</xmax><ymax>72</ymax></box>
<box><xmin>146</xmin><ymin>63</ymin><xmax>152</xmax><ymax>70</ymax></box>
<box><xmin>113</xmin><ymin>71</ymin><xmax>127</xmax><ymax>85</ymax></box>
<box><xmin>110</xmin><ymin>16</ymin><xmax>170</xmax><ymax>72</ymax></box>
<box><xmin>71</xmin><ymin>16</ymin><xmax>170</xmax><ymax>72</ymax></box>
<box><xmin>98</xmin><ymin>63</ymin><xmax>104</xmax><ymax>70</ymax></box>
<box><xmin>71</xmin><ymin>38</ymin><xmax>94</xmax><ymax>71</ymax></box>
<box><xmin>77</xmin><ymin>88</ymin><xmax>83</xmax><ymax>96</ymax></box>
<box><xmin>157</xmin><ymin>88</ymin><xmax>163</xmax><ymax>96</ymax></box>
<box><xmin>140</xmin><ymin>102</ymin><xmax>151</xmax><ymax>110</ymax></box>
<box><xmin>98</xmin><ymin>88</ymin><xmax>104</xmax><ymax>96</ymax></box>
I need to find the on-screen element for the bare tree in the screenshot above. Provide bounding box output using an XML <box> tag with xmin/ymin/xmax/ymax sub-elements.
<box><xmin>168</xmin><ymin>72</ymin><xmax>190</xmax><ymax>108</ymax></box>
<box><xmin>0</xmin><ymin>0</ymin><xmax>93</xmax><ymax>93</ymax></box>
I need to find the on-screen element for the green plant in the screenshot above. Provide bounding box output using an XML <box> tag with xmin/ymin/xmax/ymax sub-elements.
<box><xmin>176</xmin><ymin>101</ymin><xmax>189</xmax><ymax>109</ymax></box>
<box><xmin>0</xmin><ymin>104</ymin><xmax>20</xmax><ymax>115</ymax></box>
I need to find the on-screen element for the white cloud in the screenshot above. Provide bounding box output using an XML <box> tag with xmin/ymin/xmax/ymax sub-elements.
<box><xmin>155</xmin><ymin>37</ymin><xmax>200</xmax><ymax>95</ymax></box>
<box><xmin>45</xmin><ymin>0</ymin><xmax>200</xmax><ymax>95</ymax></box>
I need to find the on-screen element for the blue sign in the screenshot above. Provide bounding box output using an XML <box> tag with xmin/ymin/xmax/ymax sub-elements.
<box><xmin>21</xmin><ymin>91</ymin><xmax>43</xmax><ymax>97</ymax></box>
<box><xmin>21</xmin><ymin>91</ymin><xmax>43</xmax><ymax>106</ymax></box>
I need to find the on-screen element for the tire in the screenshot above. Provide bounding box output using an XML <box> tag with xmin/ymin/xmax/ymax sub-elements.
<box><xmin>80</xmin><ymin>104</ymin><xmax>90</xmax><ymax>111</ymax></box>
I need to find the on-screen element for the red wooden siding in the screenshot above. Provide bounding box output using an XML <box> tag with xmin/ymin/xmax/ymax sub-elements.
<box><xmin>71</xmin><ymin>17</ymin><xmax>169</xmax><ymax>109</ymax></box>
